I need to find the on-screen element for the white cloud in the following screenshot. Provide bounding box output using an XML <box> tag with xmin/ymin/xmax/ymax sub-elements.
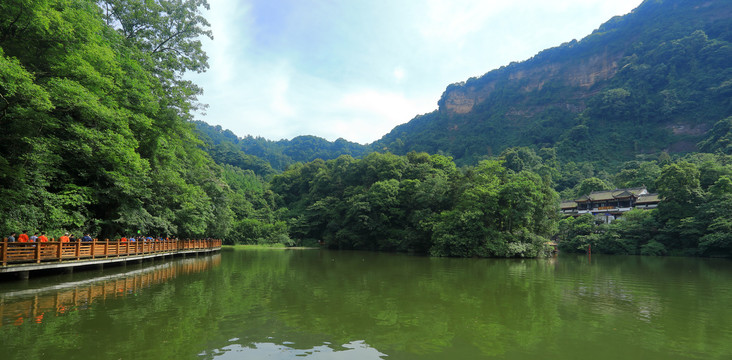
<box><xmin>419</xmin><ymin>0</ymin><xmax>510</xmax><ymax>41</ymax></box>
<box><xmin>393</xmin><ymin>67</ymin><xmax>405</xmax><ymax>83</ymax></box>
<box><xmin>334</xmin><ymin>89</ymin><xmax>433</xmax><ymax>143</ymax></box>
<box><xmin>268</xmin><ymin>66</ymin><xmax>296</xmax><ymax>118</ymax></box>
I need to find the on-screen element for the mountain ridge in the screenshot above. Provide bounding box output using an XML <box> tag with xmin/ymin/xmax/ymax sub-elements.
<box><xmin>373</xmin><ymin>0</ymin><xmax>732</xmax><ymax>165</ymax></box>
<box><xmin>197</xmin><ymin>0</ymin><xmax>731</xmax><ymax>169</ymax></box>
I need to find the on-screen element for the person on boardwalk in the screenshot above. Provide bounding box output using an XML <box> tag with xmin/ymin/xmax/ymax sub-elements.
<box><xmin>38</xmin><ymin>232</ymin><xmax>48</xmax><ymax>242</ymax></box>
<box><xmin>69</xmin><ymin>233</ymin><xmax>76</xmax><ymax>242</ymax></box>
<box><xmin>7</xmin><ymin>232</ymin><xmax>16</xmax><ymax>242</ymax></box>
<box><xmin>18</xmin><ymin>230</ymin><xmax>29</xmax><ymax>243</ymax></box>
<box><xmin>30</xmin><ymin>232</ymin><xmax>39</xmax><ymax>242</ymax></box>
<box><xmin>81</xmin><ymin>233</ymin><xmax>93</xmax><ymax>242</ymax></box>
<box><xmin>59</xmin><ymin>233</ymin><xmax>70</xmax><ymax>242</ymax></box>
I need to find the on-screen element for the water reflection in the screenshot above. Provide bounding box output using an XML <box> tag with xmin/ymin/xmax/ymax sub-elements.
<box><xmin>0</xmin><ymin>254</ymin><xmax>221</xmax><ymax>326</ymax></box>
<box><xmin>1</xmin><ymin>250</ymin><xmax>732</xmax><ymax>360</ymax></box>
<box><xmin>202</xmin><ymin>340</ymin><xmax>386</xmax><ymax>360</ymax></box>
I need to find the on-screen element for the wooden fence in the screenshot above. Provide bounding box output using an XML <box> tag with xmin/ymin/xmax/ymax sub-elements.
<box><xmin>1</xmin><ymin>239</ymin><xmax>221</xmax><ymax>266</ymax></box>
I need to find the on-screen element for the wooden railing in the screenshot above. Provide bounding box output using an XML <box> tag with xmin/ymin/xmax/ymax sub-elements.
<box><xmin>0</xmin><ymin>239</ymin><xmax>221</xmax><ymax>266</ymax></box>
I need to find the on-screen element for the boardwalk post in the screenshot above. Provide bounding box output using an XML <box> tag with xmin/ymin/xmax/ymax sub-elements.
<box><xmin>57</xmin><ymin>241</ymin><xmax>63</xmax><ymax>262</ymax></box>
<box><xmin>91</xmin><ymin>240</ymin><xmax>96</xmax><ymax>259</ymax></box>
<box><xmin>35</xmin><ymin>242</ymin><xmax>41</xmax><ymax>263</ymax></box>
<box><xmin>75</xmin><ymin>240</ymin><xmax>81</xmax><ymax>260</ymax></box>
<box><xmin>2</xmin><ymin>239</ymin><xmax>7</xmax><ymax>266</ymax></box>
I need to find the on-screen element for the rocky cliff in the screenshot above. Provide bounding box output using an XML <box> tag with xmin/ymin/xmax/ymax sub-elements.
<box><xmin>441</xmin><ymin>51</ymin><xmax>623</xmax><ymax>115</ymax></box>
<box><xmin>374</xmin><ymin>0</ymin><xmax>732</xmax><ymax>165</ymax></box>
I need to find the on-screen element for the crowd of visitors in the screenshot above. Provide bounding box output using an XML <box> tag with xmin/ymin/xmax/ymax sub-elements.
<box><xmin>4</xmin><ymin>232</ymin><xmax>181</xmax><ymax>243</ymax></box>
<box><xmin>5</xmin><ymin>231</ymin><xmax>49</xmax><ymax>242</ymax></box>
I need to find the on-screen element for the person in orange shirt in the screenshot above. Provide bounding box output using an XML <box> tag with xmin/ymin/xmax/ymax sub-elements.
<box><xmin>59</xmin><ymin>233</ymin><xmax>70</xmax><ymax>242</ymax></box>
<box><xmin>38</xmin><ymin>232</ymin><xmax>48</xmax><ymax>242</ymax></box>
<box><xmin>120</xmin><ymin>236</ymin><xmax>128</xmax><ymax>242</ymax></box>
<box><xmin>18</xmin><ymin>230</ymin><xmax>29</xmax><ymax>243</ymax></box>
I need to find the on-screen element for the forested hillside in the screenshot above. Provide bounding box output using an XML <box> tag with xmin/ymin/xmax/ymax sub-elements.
<box><xmin>194</xmin><ymin>121</ymin><xmax>370</xmax><ymax>172</ymax></box>
<box><xmin>374</xmin><ymin>0</ymin><xmax>732</xmax><ymax>166</ymax></box>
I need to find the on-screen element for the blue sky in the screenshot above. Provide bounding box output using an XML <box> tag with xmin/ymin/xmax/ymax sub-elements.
<box><xmin>188</xmin><ymin>0</ymin><xmax>642</xmax><ymax>144</ymax></box>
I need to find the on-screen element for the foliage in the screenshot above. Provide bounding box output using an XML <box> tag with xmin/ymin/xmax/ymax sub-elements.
<box><xmin>557</xmin><ymin>154</ymin><xmax>732</xmax><ymax>257</ymax></box>
<box><xmin>698</xmin><ymin>116</ymin><xmax>732</xmax><ymax>155</ymax></box>
<box><xmin>194</xmin><ymin>121</ymin><xmax>371</xmax><ymax>172</ymax></box>
<box><xmin>0</xmin><ymin>0</ymin><xmax>244</xmax><ymax>240</ymax></box>
<box><xmin>270</xmin><ymin>150</ymin><xmax>558</xmax><ymax>257</ymax></box>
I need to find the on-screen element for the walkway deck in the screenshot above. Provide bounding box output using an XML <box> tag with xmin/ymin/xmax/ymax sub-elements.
<box><xmin>0</xmin><ymin>239</ymin><xmax>221</xmax><ymax>276</ymax></box>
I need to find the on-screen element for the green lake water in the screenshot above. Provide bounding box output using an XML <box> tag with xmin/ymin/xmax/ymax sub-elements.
<box><xmin>1</xmin><ymin>249</ymin><xmax>731</xmax><ymax>359</ymax></box>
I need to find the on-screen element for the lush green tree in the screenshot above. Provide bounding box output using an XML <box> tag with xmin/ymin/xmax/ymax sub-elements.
<box><xmin>573</xmin><ymin>177</ymin><xmax>612</xmax><ymax>198</ymax></box>
<box><xmin>614</xmin><ymin>161</ymin><xmax>661</xmax><ymax>191</ymax></box>
<box><xmin>271</xmin><ymin>153</ymin><xmax>555</xmax><ymax>257</ymax></box>
<box><xmin>598</xmin><ymin>209</ymin><xmax>659</xmax><ymax>255</ymax></box>
<box><xmin>698</xmin><ymin>117</ymin><xmax>732</xmax><ymax>155</ymax></box>
<box><xmin>556</xmin><ymin>214</ymin><xmax>599</xmax><ymax>253</ymax></box>
<box><xmin>0</xmin><ymin>0</ymin><xmax>240</xmax><ymax>240</ymax></box>
<box><xmin>697</xmin><ymin>176</ymin><xmax>732</xmax><ymax>256</ymax></box>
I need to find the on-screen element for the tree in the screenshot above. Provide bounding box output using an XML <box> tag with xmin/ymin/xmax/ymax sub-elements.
<box><xmin>697</xmin><ymin>176</ymin><xmax>732</xmax><ymax>256</ymax></box>
<box><xmin>573</xmin><ymin>177</ymin><xmax>611</xmax><ymax>198</ymax></box>
<box><xmin>0</xmin><ymin>0</ymin><xmax>236</xmax><ymax>239</ymax></box>
<box><xmin>698</xmin><ymin>117</ymin><xmax>732</xmax><ymax>155</ymax></box>
<box><xmin>654</xmin><ymin>161</ymin><xmax>703</xmax><ymax>253</ymax></box>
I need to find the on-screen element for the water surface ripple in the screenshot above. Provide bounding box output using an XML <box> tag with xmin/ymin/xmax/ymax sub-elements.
<box><xmin>1</xmin><ymin>249</ymin><xmax>731</xmax><ymax>359</ymax></box>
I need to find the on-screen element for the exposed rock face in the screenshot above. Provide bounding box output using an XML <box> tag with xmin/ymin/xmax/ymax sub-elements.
<box><xmin>441</xmin><ymin>52</ymin><xmax>623</xmax><ymax>115</ymax></box>
<box><xmin>443</xmin><ymin>86</ymin><xmax>486</xmax><ymax>114</ymax></box>
<box><xmin>372</xmin><ymin>0</ymin><xmax>732</xmax><ymax>165</ymax></box>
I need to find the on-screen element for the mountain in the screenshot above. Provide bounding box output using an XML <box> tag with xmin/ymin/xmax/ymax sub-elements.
<box><xmin>373</xmin><ymin>0</ymin><xmax>732</xmax><ymax>166</ymax></box>
<box><xmin>194</xmin><ymin>121</ymin><xmax>370</xmax><ymax>172</ymax></box>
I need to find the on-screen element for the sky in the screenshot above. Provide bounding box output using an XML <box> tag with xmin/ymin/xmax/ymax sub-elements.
<box><xmin>187</xmin><ymin>0</ymin><xmax>643</xmax><ymax>144</ymax></box>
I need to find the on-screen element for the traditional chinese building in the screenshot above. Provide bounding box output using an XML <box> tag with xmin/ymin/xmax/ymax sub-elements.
<box><xmin>560</xmin><ymin>187</ymin><xmax>661</xmax><ymax>223</ymax></box>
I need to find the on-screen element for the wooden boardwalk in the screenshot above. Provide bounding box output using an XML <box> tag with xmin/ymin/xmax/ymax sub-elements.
<box><xmin>0</xmin><ymin>239</ymin><xmax>222</xmax><ymax>277</ymax></box>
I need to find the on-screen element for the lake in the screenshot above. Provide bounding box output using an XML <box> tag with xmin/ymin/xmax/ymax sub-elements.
<box><xmin>1</xmin><ymin>249</ymin><xmax>731</xmax><ymax>359</ymax></box>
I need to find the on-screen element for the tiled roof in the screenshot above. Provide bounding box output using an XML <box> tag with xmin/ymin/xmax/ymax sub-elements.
<box><xmin>560</xmin><ymin>201</ymin><xmax>578</xmax><ymax>209</ymax></box>
<box><xmin>575</xmin><ymin>187</ymin><xmax>648</xmax><ymax>202</ymax></box>
<box><xmin>636</xmin><ymin>193</ymin><xmax>661</xmax><ymax>203</ymax></box>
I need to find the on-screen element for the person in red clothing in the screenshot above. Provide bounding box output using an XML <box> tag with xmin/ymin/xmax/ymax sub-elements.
<box><xmin>120</xmin><ymin>236</ymin><xmax>128</xmax><ymax>242</ymax></box>
<box><xmin>18</xmin><ymin>230</ymin><xmax>29</xmax><ymax>243</ymax></box>
<box><xmin>59</xmin><ymin>233</ymin><xmax>70</xmax><ymax>242</ymax></box>
<box><xmin>38</xmin><ymin>232</ymin><xmax>49</xmax><ymax>242</ymax></box>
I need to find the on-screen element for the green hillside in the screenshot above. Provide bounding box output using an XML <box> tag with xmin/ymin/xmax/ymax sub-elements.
<box><xmin>373</xmin><ymin>0</ymin><xmax>732</xmax><ymax>166</ymax></box>
<box><xmin>194</xmin><ymin>121</ymin><xmax>371</xmax><ymax>173</ymax></box>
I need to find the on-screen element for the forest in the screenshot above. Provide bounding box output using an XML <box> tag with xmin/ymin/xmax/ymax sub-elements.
<box><xmin>0</xmin><ymin>0</ymin><xmax>239</xmax><ymax>240</ymax></box>
<box><xmin>2</xmin><ymin>0</ymin><xmax>731</xmax><ymax>257</ymax></box>
<box><xmin>556</xmin><ymin>140</ymin><xmax>732</xmax><ymax>257</ymax></box>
